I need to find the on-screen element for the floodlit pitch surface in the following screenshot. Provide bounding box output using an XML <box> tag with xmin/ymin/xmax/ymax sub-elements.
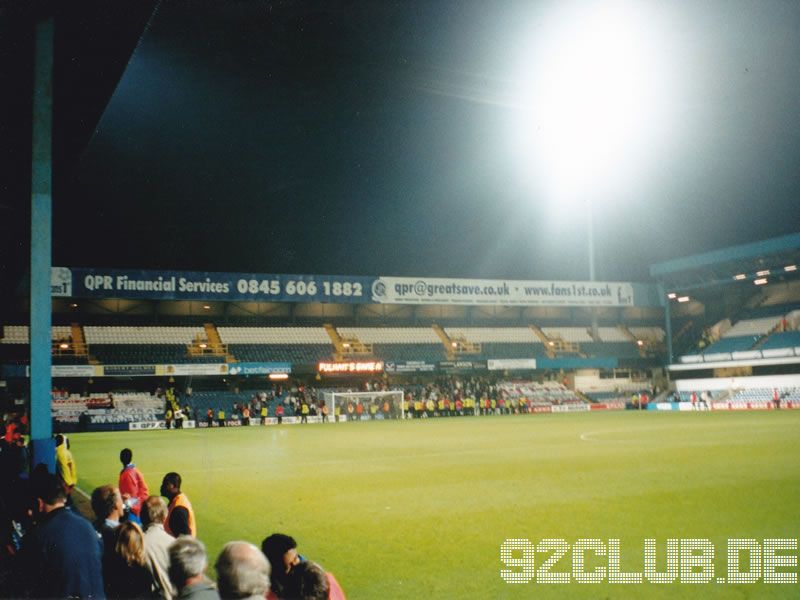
<box><xmin>71</xmin><ymin>411</ymin><xmax>799</xmax><ymax>599</ymax></box>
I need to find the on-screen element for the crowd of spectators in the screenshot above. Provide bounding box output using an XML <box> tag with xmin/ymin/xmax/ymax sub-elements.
<box><xmin>200</xmin><ymin>376</ymin><xmax>586</xmax><ymax>424</ymax></box>
<box><xmin>0</xmin><ymin>430</ymin><xmax>346</xmax><ymax>599</ymax></box>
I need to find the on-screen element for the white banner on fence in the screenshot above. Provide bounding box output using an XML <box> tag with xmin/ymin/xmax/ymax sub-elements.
<box><xmin>52</xmin><ymin>365</ymin><xmax>99</xmax><ymax>377</ymax></box>
<box><xmin>371</xmin><ymin>276</ymin><xmax>634</xmax><ymax>307</ymax></box>
<box><xmin>550</xmin><ymin>403</ymin><xmax>590</xmax><ymax>413</ymax></box>
<box><xmin>487</xmin><ymin>359</ymin><xmax>537</xmax><ymax>371</ymax></box>
<box><xmin>129</xmin><ymin>420</ymin><xmax>196</xmax><ymax>430</ymax></box>
<box><xmin>158</xmin><ymin>364</ymin><xmax>229</xmax><ymax>376</ymax></box>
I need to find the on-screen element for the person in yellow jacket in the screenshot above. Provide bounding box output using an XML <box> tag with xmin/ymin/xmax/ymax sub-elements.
<box><xmin>55</xmin><ymin>434</ymin><xmax>77</xmax><ymax>501</ymax></box>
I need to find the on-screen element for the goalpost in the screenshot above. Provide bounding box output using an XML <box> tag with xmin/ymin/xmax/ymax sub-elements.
<box><xmin>323</xmin><ymin>390</ymin><xmax>405</xmax><ymax>421</ymax></box>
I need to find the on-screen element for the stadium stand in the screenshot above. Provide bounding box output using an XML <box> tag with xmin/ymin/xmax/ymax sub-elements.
<box><xmin>217</xmin><ymin>327</ymin><xmax>333</xmax><ymax>363</ymax></box>
<box><xmin>336</xmin><ymin>326</ymin><xmax>444</xmax><ymax>362</ymax></box>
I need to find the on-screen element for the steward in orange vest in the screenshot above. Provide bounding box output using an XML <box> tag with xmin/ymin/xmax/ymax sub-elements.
<box><xmin>160</xmin><ymin>472</ymin><xmax>196</xmax><ymax>537</ymax></box>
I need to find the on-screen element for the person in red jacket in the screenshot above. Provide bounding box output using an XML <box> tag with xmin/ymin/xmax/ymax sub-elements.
<box><xmin>275</xmin><ymin>404</ymin><xmax>285</xmax><ymax>425</ymax></box>
<box><xmin>119</xmin><ymin>447</ymin><xmax>149</xmax><ymax>518</ymax></box>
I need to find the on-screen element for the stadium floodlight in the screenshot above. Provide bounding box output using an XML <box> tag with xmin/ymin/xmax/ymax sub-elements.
<box><xmin>785</xmin><ymin>265</ymin><xmax>798</xmax><ymax>272</ymax></box>
<box><xmin>509</xmin><ymin>0</ymin><xmax>676</xmax><ymax>204</ymax></box>
<box><xmin>677</xmin><ymin>296</ymin><xmax>690</xmax><ymax>303</ymax></box>
<box><xmin>508</xmin><ymin>1</ymin><xmax>676</xmax><ymax>339</ymax></box>
<box><xmin>667</xmin><ymin>292</ymin><xmax>677</xmax><ymax>299</ymax></box>
<box><xmin>734</xmin><ymin>274</ymin><xmax>747</xmax><ymax>280</ymax></box>
<box><xmin>756</xmin><ymin>270</ymin><xmax>770</xmax><ymax>277</ymax></box>
<box><xmin>754</xmin><ymin>278</ymin><xmax>768</xmax><ymax>286</ymax></box>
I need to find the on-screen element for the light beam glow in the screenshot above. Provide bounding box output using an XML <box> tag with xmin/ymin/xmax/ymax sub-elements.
<box><xmin>510</xmin><ymin>0</ymin><xmax>677</xmax><ymax>205</ymax></box>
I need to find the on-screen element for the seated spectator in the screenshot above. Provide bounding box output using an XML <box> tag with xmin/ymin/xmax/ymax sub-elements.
<box><xmin>105</xmin><ymin>520</ymin><xmax>159</xmax><ymax>599</ymax></box>
<box><xmin>20</xmin><ymin>471</ymin><xmax>104</xmax><ymax>598</ymax></box>
<box><xmin>142</xmin><ymin>495</ymin><xmax>177</xmax><ymax>600</ymax></box>
<box><xmin>215</xmin><ymin>541</ymin><xmax>271</xmax><ymax>600</ymax></box>
<box><xmin>283</xmin><ymin>561</ymin><xmax>346</xmax><ymax>600</ymax></box>
<box><xmin>168</xmin><ymin>536</ymin><xmax>219</xmax><ymax>600</ymax></box>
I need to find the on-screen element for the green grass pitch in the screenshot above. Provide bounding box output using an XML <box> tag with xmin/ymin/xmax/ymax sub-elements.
<box><xmin>70</xmin><ymin>411</ymin><xmax>800</xmax><ymax>599</ymax></box>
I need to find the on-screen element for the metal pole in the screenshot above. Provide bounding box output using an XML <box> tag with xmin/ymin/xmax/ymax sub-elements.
<box><xmin>660</xmin><ymin>282</ymin><xmax>674</xmax><ymax>365</ymax></box>
<box><xmin>587</xmin><ymin>199</ymin><xmax>599</xmax><ymax>340</ymax></box>
<box><xmin>30</xmin><ymin>16</ymin><xmax>55</xmax><ymax>472</ymax></box>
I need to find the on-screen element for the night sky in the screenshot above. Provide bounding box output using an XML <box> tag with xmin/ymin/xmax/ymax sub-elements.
<box><xmin>6</xmin><ymin>0</ymin><xmax>800</xmax><ymax>288</ymax></box>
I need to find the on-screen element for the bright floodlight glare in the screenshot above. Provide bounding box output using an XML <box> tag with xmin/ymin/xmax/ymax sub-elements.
<box><xmin>677</xmin><ymin>296</ymin><xmax>690</xmax><ymax>303</ymax></box>
<box><xmin>667</xmin><ymin>292</ymin><xmax>677</xmax><ymax>299</ymax></box>
<box><xmin>511</xmin><ymin>0</ymin><xmax>675</xmax><ymax>203</ymax></box>
<box><xmin>756</xmin><ymin>270</ymin><xmax>770</xmax><ymax>277</ymax></box>
<box><xmin>754</xmin><ymin>278</ymin><xmax>768</xmax><ymax>286</ymax></box>
<box><xmin>786</xmin><ymin>265</ymin><xmax>798</xmax><ymax>272</ymax></box>
<box><xmin>734</xmin><ymin>274</ymin><xmax>747</xmax><ymax>280</ymax></box>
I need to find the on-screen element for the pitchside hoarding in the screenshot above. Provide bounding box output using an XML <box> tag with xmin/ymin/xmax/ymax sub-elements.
<box><xmin>52</xmin><ymin>267</ymin><xmax>651</xmax><ymax>307</ymax></box>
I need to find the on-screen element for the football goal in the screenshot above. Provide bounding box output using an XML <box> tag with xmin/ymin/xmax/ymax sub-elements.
<box><xmin>322</xmin><ymin>389</ymin><xmax>405</xmax><ymax>421</ymax></box>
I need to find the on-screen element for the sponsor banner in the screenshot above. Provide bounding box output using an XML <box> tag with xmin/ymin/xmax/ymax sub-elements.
<box><xmin>650</xmin><ymin>402</ymin><xmax>697</xmax><ymax>411</ymax></box>
<box><xmin>588</xmin><ymin>401</ymin><xmax>625</xmax><ymax>411</ymax></box>
<box><xmin>130</xmin><ymin>420</ymin><xmax>196</xmax><ymax>430</ymax></box>
<box><xmin>102</xmin><ymin>365</ymin><xmax>157</xmax><ymax>377</ymax></box>
<box><xmin>196</xmin><ymin>416</ymin><xmax>338</xmax><ymax>427</ymax></box>
<box><xmin>439</xmin><ymin>360</ymin><xmax>487</xmax><ymax>371</ymax></box>
<box><xmin>551</xmin><ymin>403</ymin><xmax>590</xmax><ymax>413</ymax></box>
<box><xmin>487</xmin><ymin>359</ymin><xmax>537</xmax><ymax>371</ymax></box>
<box><xmin>318</xmin><ymin>361</ymin><xmax>384</xmax><ymax>374</ymax></box>
<box><xmin>536</xmin><ymin>357</ymin><xmax>618</xmax><ymax>370</ymax></box>
<box><xmin>130</xmin><ymin>421</ymin><xmax>165</xmax><ymax>430</ymax></box>
<box><xmin>711</xmin><ymin>401</ymin><xmax>776</xmax><ymax>411</ymax></box>
<box><xmin>650</xmin><ymin>402</ymin><xmax>678</xmax><ymax>411</ymax></box>
<box><xmin>54</xmin><ymin>267</ymin><xmax>657</xmax><ymax>307</ymax></box>
<box><xmin>52</xmin><ymin>365</ymin><xmax>99</xmax><ymax>378</ymax></box>
<box><xmin>371</xmin><ymin>276</ymin><xmax>635</xmax><ymax>307</ymax></box>
<box><xmin>531</xmin><ymin>405</ymin><xmax>552</xmax><ymax>413</ymax></box>
<box><xmin>227</xmin><ymin>362</ymin><xmax>292</xmax><ymax>375</ymax></box>
<box><xmin>384</xmin><ymin>361</ymin><xmax>436</xmax><ymax>373</ymax></box>
<box><xmin>51</xmin><ymin>267</ymin><xmax>73</xmax><ymax>297</ymax></box>
<box><xmin>157</xmin><ymin>364</ymin><xmax>230</xmax><ymax>376</ymax></box>
<box><xmin>55</xmin><ymin>267</ymin><xmax>373</xmax><ymax>304</ymax></box>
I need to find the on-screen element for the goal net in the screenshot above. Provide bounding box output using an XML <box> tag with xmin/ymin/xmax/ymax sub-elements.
<box><xmin>323</xmin><ymin>390</ymin><xmax>405</xmax><ymax>421</ymax></box>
